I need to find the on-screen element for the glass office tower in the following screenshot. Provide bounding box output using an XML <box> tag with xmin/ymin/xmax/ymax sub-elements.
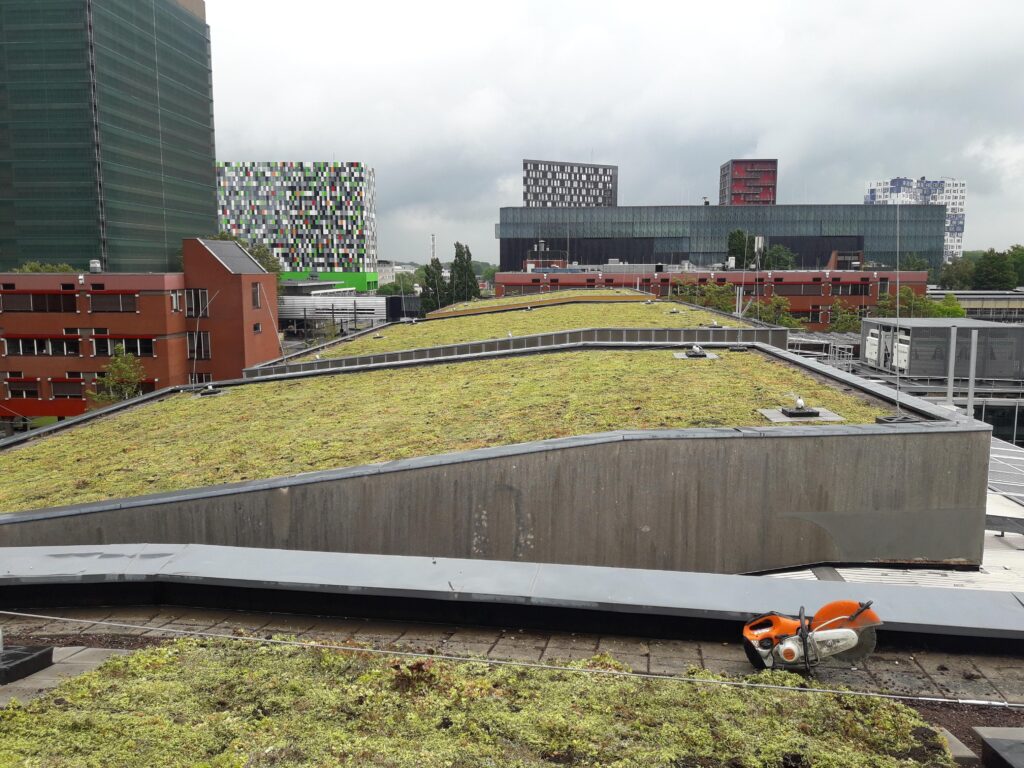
<box><xmin>0</xmin><ymin>0</ymin><xmax>216</xmax><ymax>271</ymax></box>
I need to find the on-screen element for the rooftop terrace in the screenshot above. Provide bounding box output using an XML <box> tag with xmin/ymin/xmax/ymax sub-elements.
<box><xmin>295</xmin><ymin>300</ymin><xmax>746</xmax><ymax>362</ymax></box>
<box><xmin>0</xmin><ymin>349</ymin><xmax>886</xmax><ymax>513</ymax></box>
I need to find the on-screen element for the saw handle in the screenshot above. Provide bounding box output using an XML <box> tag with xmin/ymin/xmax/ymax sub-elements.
<box><xmin>848</xmin><ymin>601</ymin><xmax>874</xmax><ymax>623</ymax></box>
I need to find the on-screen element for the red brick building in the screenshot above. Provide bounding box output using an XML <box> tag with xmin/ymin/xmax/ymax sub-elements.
<box><xmin>495</xmin><ymin>269</ymin><xmax>928</xmax><ymax>331</ymax></box>
<box><xmin>0</xmin><ymin>239</ymin><xmax>279</xmax><ymax>423</ymax></box>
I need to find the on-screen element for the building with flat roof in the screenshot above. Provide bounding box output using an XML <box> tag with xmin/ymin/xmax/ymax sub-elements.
<box><xmin>0</xmin><ymin>239</ymin><xmax>278</xmax><ymax>423</ymax></box>
<box><xmin>496</xmin><ymin>204</ymin><xmax>946</xmax><ymax>272</ymax></box>
<box><xmin>522</xmin><ymin>159</ymin><xmax>618</xmax><ymax>208</ymax></box>
<box><xmin>864</xmin><ymin>176</ymin><xmax>966</xmax><ymax>261</ymax></box>
<box><xmin>0</xmin><ymin>0</ymin><xmax>217</xmax><ymax>272</ymax></box>
<box><xmin>218</xmin><ymin>161</ymin><xmax>377</xmax><ymax>290</ymax></box>
<box><xmin>719</xmin><ymin>159</ymin><xmax>778</xmax><ymax>206</ymax></box>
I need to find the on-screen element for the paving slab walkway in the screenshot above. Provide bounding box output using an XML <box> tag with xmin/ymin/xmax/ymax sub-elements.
<box><xmin>2</xmin><ymin>607</ymin><xmax>1023</xmax><ymax>705</ymax></box>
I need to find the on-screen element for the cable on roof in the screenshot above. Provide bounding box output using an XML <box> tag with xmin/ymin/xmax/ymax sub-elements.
<box><xmin>1</xmin><ymin>609</ymin><xmax>1020</xmax><ymax>710</ymax></box>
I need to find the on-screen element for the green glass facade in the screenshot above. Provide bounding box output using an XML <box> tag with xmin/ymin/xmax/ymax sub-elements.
<box><xmin>497</xmin><ymin>204</ymin><xmax>947</xmax><ymax>272</ymax></box>
<box><xmin>0</xmin><ymin>0</ymin><xmax>216</xmax><ymax>271</ymax></box>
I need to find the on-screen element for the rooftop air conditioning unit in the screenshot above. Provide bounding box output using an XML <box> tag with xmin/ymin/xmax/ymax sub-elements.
<box><xmin>89</xmin><ymin>260</ymin><xmax>102</xmax><ymax>273</ymax></box>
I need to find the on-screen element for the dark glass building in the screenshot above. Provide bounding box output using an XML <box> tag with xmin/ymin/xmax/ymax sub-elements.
<box><xmin>0</xmin><ymin>0</ymin><xmax>216</xmax><ymax>271</ymax></box>
<box><xmin>496</xmin><ymin>204</ymin><xmax>946</xmax><ymax>272</ymax></box>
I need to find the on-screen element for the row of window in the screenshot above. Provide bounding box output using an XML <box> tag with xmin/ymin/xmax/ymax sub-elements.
<box><xmin>4</xmin><ymin>376</ymin><xmax>160</xmax><ymax>401</ymax></box>
<box><xmin>1</xmin><ymin>332</ymin><xmax>212</xmax><ymax>359</ymax></box>
<box><xmin>0</xmin><ymin>288</ymin><xmax>213</xmax><ymax>317</ymax></box>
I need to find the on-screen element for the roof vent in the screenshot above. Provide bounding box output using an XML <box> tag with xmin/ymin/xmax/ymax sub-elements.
<box><xmin>89</xmin><ymin>260</ymin><xmax>102</xmax><ymax>274</ymax></box>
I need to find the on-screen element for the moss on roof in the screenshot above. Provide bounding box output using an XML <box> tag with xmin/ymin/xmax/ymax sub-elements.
<box><xmin>0</xmin><ymin>350</ymin><xmax>887</xmax><ymax>513</ymax></box>
<box><xmin>299</xmin><ymin>301</ymin><xmax>745</xmax><ymax>362</ymax></box>
<box><xmin>434</xmin><ymin>288</ymin><xmax>647</xmax><ymax>314</ymax></box>
<box><xmin>0</xmin><ymin>639</ymin><xmax>951</xmax><ymax>767</ymax></box>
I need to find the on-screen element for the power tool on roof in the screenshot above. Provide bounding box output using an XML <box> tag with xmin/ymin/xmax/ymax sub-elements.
<box><xmin>742</xmin><ymin>600</ymin><xmax>881</xmax><ymax>672</ymax></box>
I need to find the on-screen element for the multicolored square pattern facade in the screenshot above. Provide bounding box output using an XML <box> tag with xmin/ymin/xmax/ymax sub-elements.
<box><xmin>217</xmin><ymin>161</ymin><xmax>377</xmax><ymax>273</ymax></box>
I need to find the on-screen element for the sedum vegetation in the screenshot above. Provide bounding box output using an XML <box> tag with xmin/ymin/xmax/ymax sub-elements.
<box><xmin>0</xmin><ymin>350</ymin><xmax>887</xmax><ymax>513</ymax></box>
<box><xmin>434</xmin><ymin>288</ymin><xmax>649</xmax><ymax>314</ymax></box>
<box><xmin>0</xmin><ymin>639</ymin><xmax>952</xmax><ymax>767</ymax></box>
<box><xmin>299</xmin><ymin>301</ymin><xmax>745</xmax><ymax>362</ymax></box>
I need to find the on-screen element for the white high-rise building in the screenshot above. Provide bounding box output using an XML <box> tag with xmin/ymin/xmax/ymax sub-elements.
<box><xmin>864</xmin><ymin>177</ymin><xmax>966</xmax><ymax>262</ymax></box>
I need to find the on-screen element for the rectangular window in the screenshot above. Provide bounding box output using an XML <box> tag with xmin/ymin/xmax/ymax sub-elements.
<box><xmin>93</xmin><ymin>338</ymin><xmax>154</xmax><ymax>357</ymax></box>
<box><xmin>189</xmin><ymin>372</ymin><xmax>213</xmax><ymax>385</ymax></box>
<box><xmin>171</xmin><ymin>291</ymin><xmax>182</xmax><ymax>313</ymax></box>
<box><xmin>185</xmin><ymin>288</ymin><xmax>209</xmax><ymax>318</ymax></box>
<box><xmin>89</xmin><ymin>293</ymin><xmax>137</xmax><ymax>312</ymax></box>
<box><xmin>52</xmin><ymin>381</ymin><xmax>84</xmax><ymax>399</ymax></box>
<box><xmin>253</xmin><ymin>322</ymin><xmax>262</xmax><ymax>334</ymax></box>
<box><xmin>187</xmin><ymin>331</ymin><xmax>211</xmax><ymax>360</ymax></box>
<box><xmin>6</xmin><ymin>381</ymin><xmax>39</xmax><ymax>399</ymax></box>
<box><xmin>4</xmin><ymin>337</ymin><xmax>79</xmax><ymax>356</ymax></box>
<box><xmin>0</xmin><ymin>293</ymin><xmax>76</xmax><ymax>312</ymax></box>
<box><xmin>252</xmin><ymin>282</ymin><xmax>261</xmax><ymax>309</ymax></box>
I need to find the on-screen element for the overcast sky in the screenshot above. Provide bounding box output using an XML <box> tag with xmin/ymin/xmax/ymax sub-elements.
<box><xmin>207</xmin><ymin>0</ymin><xmax>1024</xmax><ymax>264</ymax></box>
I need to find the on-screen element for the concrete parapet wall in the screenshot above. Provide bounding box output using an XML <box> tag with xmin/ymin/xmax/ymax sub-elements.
<box><xmin>0</xmin><ymin>424</ymin><xmax>990</xmax><ymax>574</ymax></box>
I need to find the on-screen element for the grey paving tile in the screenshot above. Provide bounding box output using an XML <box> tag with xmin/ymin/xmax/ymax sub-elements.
<box><xmin>544</xmin><ymin>633</ymin><xmax>599</xmax><ymax>652</ymax></box>
<box><xmin>870</xmin><ymin>671</ymin><xmax>940</xmax><ymax>696</ymax></box>
<box><xmin>51</xmin><ymin>646</ymin><xmax>88</xmax><ymax>663</ymax></box>
<box><xmin>19</xmin><ymin>662</ymin><xmax>100</xmax><ymax>686</ymax></box>
<box><xmin>598</xmin><ymin>637</ymin><xmax>650</xmax><ymax>655</ymax></box>
<box><xmin>862</xmin><ymin>652</ymin><xmax>923</xmax><ymax>672</ymax></box>
<box><xmin>206</xmin><ymin>614</ymin><xmax>271</xmax><ymax>632</ymax></box>
<box><xmin>701</xmin><ymin>659</ymin><xmax>755</xmax><ymax>677</ymax></box>
<box><xmin>446</xmin><ymin>627</ymin><xmax>502</xmax><ymax>644</ymax></box>
<box><xmin>142</xmin><ymin>622</ymin><xmax>213</xmax><ymax>638</ymax></box>
<box><xmin>166</xmin><ymin>609</ymin><xmax>232</xmax><ymax>626</ymax></box>
<box><xmin>989</xmin><ymin>679</ymin><xmax>1024</xmax><ymax>705</ymax></box>
<box><xmin>972</xmin><ymin>656</ymin><xmax>1024</xmax><ymax>683</ymax></box>
<box><xmin>915</xmin><ymin>653</ymin><xmax>983</xmax><ymax>677</ymax></box>
<box><xmin>348</xmin><ymin>622</ymin><xmax>406</xmax><ymax>644</ymax></box>
<box><xmin>50</xmin><ymin>608</ymin><xmax>114</xmax><ymax>621</ymax></box>
<box><xmin>67</xmin><ymin>648</ymin><xmax>121</xmax><ymax>664</ymax></box>
<box><xmin>699</xmin><ymin>643</ymin><xmax>749</xmax><ymax>662</ymax></box>
<box><xmin>35</xmin><ymin>622</ymin><xmax>96</xmax><ymax>636</ymax></box>
<box><xmin>930</xmin><ymin>673</ymin><xmax>1003</xmax><ymax>700</ymax></box>
<box><xmin>0</xmin><ymin>685</ymin><xmax>46</xmax><ymax>707</ymax></box>
<box><xmin>488</xmin><ymin>642</ymin><xmax>544</xmax><ymax>662</ymax></box>
<box><xmin>648</xmin><ymin>654</ymin><xmax>703</xmax><ymax>676</ymax></box>
<box><xmin>301</xmin><ymin>618</ymin><xmax>365</xmax><ymax>638</ymax></box>
<box><xmin>648</xmin><ymin>639</ymin><xmax>702</xmax><ymax>658</ymax></box>
<box><xmin>811</xmin><ymin>669</ymin><xmax>877</xmax><ymax>691</ymax></box>
<box><xmin>495</xmin><ymin>630</ymin><xmax>549</xmax><ymax>648</ymax></box>
<box><xmin>541</xmin><ymin>647</ymin><xmax>604</xmax><ymax>664</ymax></box>
<box><xmin>608</xmin><ymin>653</ymin><xmax>648</xmax><ymax>673</ymax></box>
<box><xmin>442</xmin><ymin>641</ymin><xmax>495</xmax><ymax>658</ymax></box>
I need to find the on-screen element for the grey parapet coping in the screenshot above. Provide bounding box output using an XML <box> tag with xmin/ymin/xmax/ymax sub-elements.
<box><xmin>2</xmin><ymin>543</ymin><xmax>1023</xmax><ymax>639</ymax></box>
<box><xmin>0</xmin><ymin>415</ymin><xmax>989</xmax><ymax>524</ymax></box>
<box><xmin>246</xmin><ymin>321</ymin><xmax>399</xmax><ymax>370</ymax></box>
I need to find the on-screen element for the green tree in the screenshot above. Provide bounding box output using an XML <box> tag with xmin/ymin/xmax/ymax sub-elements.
<box><xmin>829</xmin><ymin>300</ymin><xmax>862</xmax><ymax>332</ymax></box>
<box><xmin>874</xmin><ymin>286</ymin><xmax>966</xmax><ymax>319</ymax></box>
<box><xmin>377</xmin><ymin>272</ymin><xmax>417</xmax><ymax>296</ymax></box>
<box><xmin>727</xmin><ymin>229</ymin><xmax>753</xmax><ymax>269</ymax></box>
<box><xmin>12</xmin><ymin>261</ymin><xmax>76</xmax><ymax>273</ymax></box>
<box><xmin>938</xmin><ymin>257</ymin><xmax>974</xmax><ymax>290</ymax></box>
<box><xmin>971</xmin><ymin>249</ymin><xmax>1017</xmax><ymax>290</ymax></box>
<box><xmin>1005</xmin><ymin>244</ymin><xmax>1024</xmax><ymax>286</ymax></box>
<box><xmin>449</xmin><ymin>242</ymin><xmax>480</xmax><ymax>304</ymax></box>
<box><xmin>481</xmin><ymin>265</ymin><xmax>499</xmax><ymax>284</ymax></box>
<box><xmin>672</xmin><ymin>279</ymin><xmax>736</xmax><ymax>314</ymax></box>
<box><xmin>933</xmin><ymin>292</ymin><xmax>967</xmax><ymax>318</ymax></box>
<box><xmin>745</xmin><ymin>296</ymin><xmax>803</xmax><ymax>328</ymax></box>
<box><xmin>419</xmin><ymin>257</ymin><xmax>450</xmax><ymax>314</ymax></box>
<box><xmin>763</xmin><ymin>244</ymin><xmax>796</xmax><ymax>270</ymax></box>
<box><xmin>86</xmin><ymin>344</ymin><xmax>146</xmax><ymax>406</ymax></box>
<box><xmin>899</xmin><ymin>253</ymin><xmax>930</xmax><ymax>272</ymax></box>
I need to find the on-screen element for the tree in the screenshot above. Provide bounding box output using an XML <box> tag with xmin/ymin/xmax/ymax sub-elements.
<box><xmin>874</xmin><ymin>286</ymin><xmax>966</xmax><ymax>319</ymax></box>
<box><xmin>1005</xmin><ymin>244</ymin><xmax>1024</xmax><ymax>286</ymax></box>
<box><xmin>938</xmin><ymin>258</ymin><xmax>974</xmax><ymax>290</ymax></box>
<box><xmin>829</xmin><ymin>300</ymin><xmax>863</xmax><ymax>332</ymax></box>
<box><xmin>419</xmin><ymin>257</ymin><xmax>450</xmax><ymax>314</ymax></box>
<box><xmin>377</xmin><ymin>272</ymin><xmax>418</xmax><ymax>296</ymax></box>
<box><xmin>672</xmin><ymin>279</ymin><xmax>736</xmax><ymax>314</ymax></box>
<box><xmin>763</xmin><ymin>244</ymin><xmax>796</xmax><ymax>271</ymax></box>
<box><xmin>744</xmin><ymin>296</ymin><xmax>803</xmax><ymax>328</ymax></box>
<box><xmin>899</xmin><ymin>253</ymin><xmax>931</xmax><ymax>272</ymax></box>
<box><xmin>449</xmin><ymin>242</ymin><xmax>480</xmax><ymax>304</ymax></box>
<box><xmin>87</xmin><ymin>344</ymin><xmax>146</xmax><ymax>406</ymax></box>
<box><xmin>12</xmin><ymin>261</ymin><xmax>76</xmax><ymax>273</ymax></box>
<box><xmin>481</xmin><ymin>265</ymin><xmax>499</xmax><ymax>284</ymax></box>
<box><xmin>971</xmin><ymin>249</ymin><xmax>1017</xmax><ymax>290</ymax></box>
<box><xmin>727</xmin><ymin>229</ymin><xmax>753</xmax><ymax>269</ymax></box>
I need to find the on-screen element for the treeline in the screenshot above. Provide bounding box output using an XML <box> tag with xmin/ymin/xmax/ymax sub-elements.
<box><xmin>938</xmin><ymin>246</ymin><xmax>1024</xmax><ymax>290</ymax></box>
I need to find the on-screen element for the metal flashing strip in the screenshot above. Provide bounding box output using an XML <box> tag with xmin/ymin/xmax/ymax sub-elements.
<box><xmin>1</xmin><ymin>544</ymin><xmax>1022</xmax><ymax>640</ymax></box>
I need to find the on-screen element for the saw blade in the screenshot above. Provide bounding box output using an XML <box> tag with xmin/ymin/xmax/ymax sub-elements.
<box><xmin>832</xmin><ymin>626</ymin><xmax>878</xmax><ymax>663</ymax></box>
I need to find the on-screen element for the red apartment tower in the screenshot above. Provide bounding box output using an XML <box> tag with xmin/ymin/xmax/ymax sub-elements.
<box><xmin>719</xmin><ymin>159</ymin><xmax>778</xmax><ymax>206</ymax></box>
<box><xmin>0</xmin><ymin>239</ymin><xmax>280</xmax><ymax>424</ymax></box>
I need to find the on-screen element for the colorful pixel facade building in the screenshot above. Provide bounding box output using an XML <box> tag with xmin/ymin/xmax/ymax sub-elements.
<box><xmin>217</xmin><ymin>161</ymin><xmax>377</xmax><ymax>274</ymax></box>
